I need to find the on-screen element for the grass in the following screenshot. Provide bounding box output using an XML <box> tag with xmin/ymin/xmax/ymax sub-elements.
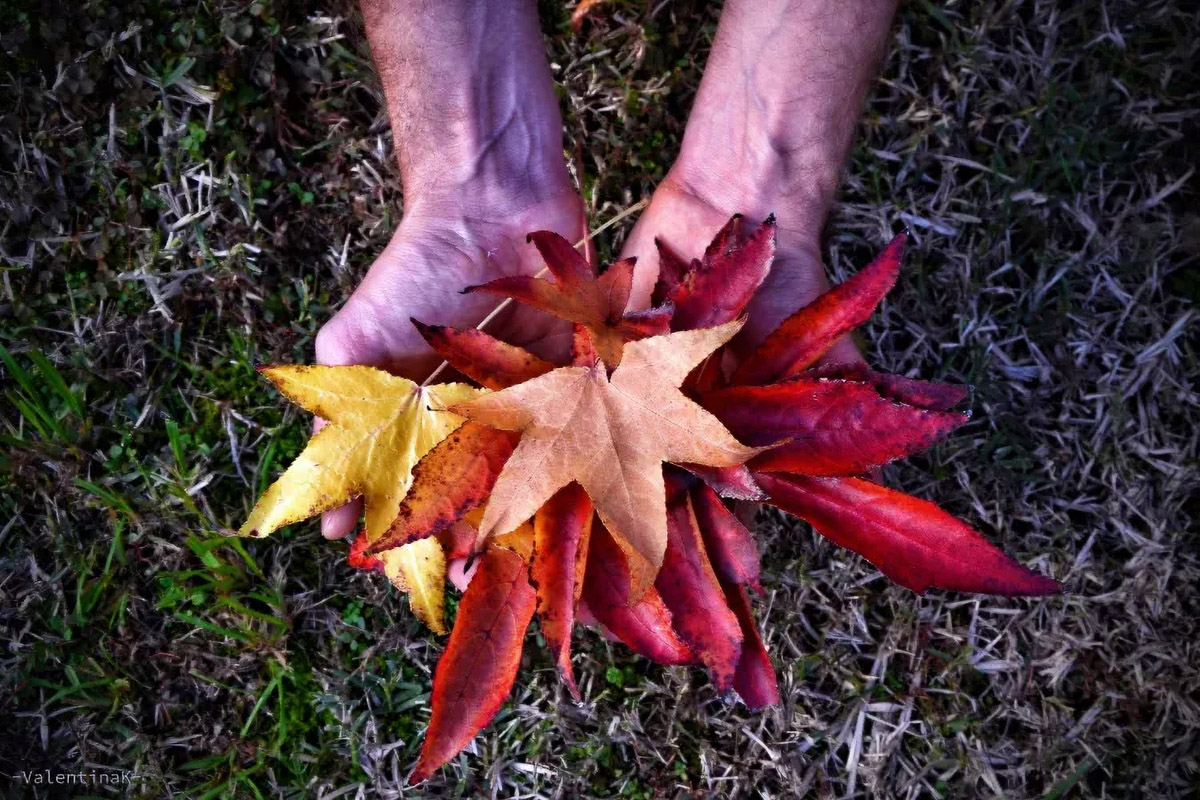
<box><xmin>1</xmin><ymin>0</ymin><xmax>1197</xmax><ymax>797</ymax></box>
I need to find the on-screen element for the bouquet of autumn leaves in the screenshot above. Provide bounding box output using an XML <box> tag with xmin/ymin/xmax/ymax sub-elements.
<box><xmin>238</xmin><ymin>217</ymin><xmax>1058</xmax><ymax>784</ymax></box>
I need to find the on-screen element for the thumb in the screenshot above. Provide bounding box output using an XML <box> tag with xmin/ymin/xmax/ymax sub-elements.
<box><xmin>312</xmin><ymin>306</ymin><xmax>391</xmax><ymax>540</ymax></box>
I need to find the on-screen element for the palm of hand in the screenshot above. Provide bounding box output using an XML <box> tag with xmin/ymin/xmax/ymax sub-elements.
<box><xmin>314</xmin><ymin>193</ymin><xmax>583</xmax><ymax>541</ymax></box>
<box><xmin>620</xmin><ymin>176</ymin><xmax>860</xmax><ymax>365</ymax></box>
<box><xmin>316</xmin><ymin>195</ymin><xmax>585</xmax><ymax>379</ymax></box>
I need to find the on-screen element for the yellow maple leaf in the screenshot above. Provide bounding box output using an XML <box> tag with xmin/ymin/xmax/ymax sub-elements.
<box><xmin>239</xmin><ymin>365</ymin><xmax>483</xmax><ymax>633</ymax></box>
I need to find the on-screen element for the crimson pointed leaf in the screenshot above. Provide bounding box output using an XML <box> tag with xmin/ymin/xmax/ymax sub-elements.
<box><xmin>805</xmin><ymin>361</ymin><xmax>969</xmax><ymax>411</ymax></box>
<box><xmin>651</xmin><ymin>238</ymin><xmax>694</xmax><ymax>307</ymax></box>
<box><xmin>723</xmin><ymin>580</ymin><xmax>779</xmax><ymax>710</ymax></box>
<box><xmin>682</xmin><ymin>462</ymin><xmax>765</xmax><ymax>501</ymax></box>
<box><xmin>757</xmin><ymin>473</ymin><xmax>1060</xmax><ymax>596</ymax></box>
<box><xmin>582</xmin><ymin>522</ymin><xmax>694</xmax><ymax>665</ymax></box>
<box><xmin>704</xmin><ymin>378</ymin><xmax>968</xmax><ymax>475</ymax></box>
<box><xmin>734</xmin><ymin>233</ymin><xmax>906</xmax><ymax>385</ymax></box>
<box><xmin>409</xmin><ymin>544</ymin><xmax>536</xmax><ymax>785</ymax></box>
<box><xmin>467</xmin><ymin>232</ymin><xmax>669</xmax><ymax>366</ymax></box>
<box><xmin>531</xmin><ymin>483</ymin><xmax>593</xmax><ymax>699</ymax></box>
<box><xmin>413</xmin><ymin>320</ymin><xmax>554</xmax><ymax>390</ymax></box>
<box><xmin>655</xmin><ymin>471</ymin><xmax>743</xmax><ymax>690</ymax></box>
<box><xmin>669</xmin><ymin>216</ymin><xmax>776</xmax><ymax>331</ymax></box>
<box><xmin>691</xmin><ymin>482</ymin><xmax>761</xmax><ymax>590</ymax></box>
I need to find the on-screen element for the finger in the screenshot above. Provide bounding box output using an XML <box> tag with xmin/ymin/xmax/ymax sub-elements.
<box><xmin>304</xmin><ymin>417</ymin><xmax>362</xmax><ymax>539</ymax></box>
<box><xmin>447</xmin><ymin>556</ymin><xmax>479</xmax><ymax>592</ymax></box>
<box><xmin>322</xmin><ymin>499</ymin><xmax>362</xmax><ymax>540</ymax></box>
<box><xmin>314</xmin><ymin>304</ymin><xmax>388</xmax><ymax>540</ymax></box>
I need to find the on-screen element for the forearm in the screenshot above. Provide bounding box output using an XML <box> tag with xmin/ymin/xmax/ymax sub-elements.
<box><xmin>671</xmin><ymin>0</ymin><xmax>899</xmax><ymax>234</ymax></box>
<box><xmin>359</xmin><ymin>0</ymin><xmax>572</xmax><ymax>211</ymax></box>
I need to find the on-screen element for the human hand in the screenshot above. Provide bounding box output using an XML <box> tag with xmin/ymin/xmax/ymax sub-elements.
<box><xmin>620</xmin><ymin>173</ymin><xmax>862</xmax><ymax>367</ymax></box>
<box><xmin>318</xmin><ymin>0</ymin><xmax>585</xmax><ymax>540</ymax></box>
<box><xmin>314</xmin><ymin>186</ymin><xmax>585</xmax><ymax>541</ymax></box>
<box><xmin>620</xmin><ymin>0</ymin><xmax>899</xmax><ymax>364</ymax></box>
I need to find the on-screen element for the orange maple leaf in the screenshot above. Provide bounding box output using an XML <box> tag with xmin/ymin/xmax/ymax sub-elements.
<box><xmin>450</xmin><ymin>319</ymin><xmax>763</xmax><ymax>597</ymax></box>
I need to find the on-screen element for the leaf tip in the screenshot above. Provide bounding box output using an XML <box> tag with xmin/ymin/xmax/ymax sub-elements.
<box><xmin>407</xmin><ymin>761</ymin><xmax>435</xmax><ymax>786</ymax></box>
<box><xmin>1024</xmin><ymin>573</ymin><xmax>1064</xmax><ymax>596</ymax></box>
<box><xmin>563</xmin><ymin>670</ymin><xmax>582</xmax><ymax>702</ymax></box>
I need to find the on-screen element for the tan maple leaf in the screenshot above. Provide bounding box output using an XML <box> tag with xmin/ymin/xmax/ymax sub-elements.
<box><xmin>238</xmin><ymin>365</ymin><xmax>482</xmax><ymax>633</ymax></box>
<box><xmin>450</xmin><ymin>319</ymin><xmax>762</xmax><ymax>597</ymax></box>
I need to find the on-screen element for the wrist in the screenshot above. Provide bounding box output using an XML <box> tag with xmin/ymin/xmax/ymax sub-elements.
<box><xmin>655</xmin><ymin>158</ymin><xmax>827</xmax><ymax>262</ymax></box>
<box><xmin>401</xmin><ymin>129</ymin><xmax>575</xmax><ymax>219</ymax></box>
<box><xmin>361</xmin><ymin>0</ymin><xmax>573</xmax><ymax>214</ymax></box>
<box><xmin>664</xmin><ymin>0</ymin><xmax>899</xmax><ymax>246</ymax></box>
<box><xmin>665</xmin><ymin>148</ymin><xmax>834</xmax><ymax>246</ymax></box>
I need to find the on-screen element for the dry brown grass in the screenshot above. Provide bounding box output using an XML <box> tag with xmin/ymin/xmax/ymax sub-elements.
<box><xmin>1</xmin><ymin>0</ymin><xmax>1197</xmax><ymax>797</ymax></box>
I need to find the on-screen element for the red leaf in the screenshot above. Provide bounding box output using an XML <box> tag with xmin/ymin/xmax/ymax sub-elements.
<box><xmin>413</xmin><ymin>320</ymin><xmax>554</xmax><ymax>390</ymax></box>
<box><xmin>436</xmin><ymin>520</ymin><xmax>478</xmax><ymax>560</ymax></box>
<box><xmin>691</xmin><ymin>482</ymin><xmax>761</xmax><ymax>590</ymax></box>
<box><xmin>532</xmin><ymin>483</ymin><xmax>593</xmax><ymax>699</ymax></box>
<box><xmin>681</xmin><ymin>463</ymin><xmax>764</xmax><ymax>500</ymax></box>
<box><xmin>369</xmin><ymin>422</ymin><xmax>517</xmax><ymax>554</ymax></box>
<box><xmin>871</xmin><ymin>371</ymin><xmax>969</xmax><ymax>411</ymax></box>
<box><xmin>734</xmin><ymin>233</ymin><xmax>906</xmax><ymax>385</ymax></box>
<box><xmin>651</xmin><ymin>238</ymin><xmax>693</xmax><ymax>307</ymax></box>
<box><xmin>806</xmin><ymin>362</ymin><xmax>969</xmax><ymax>411</ymax></box>
<box><xmin>757</xmin><ymin>473</ymin><xmax>1061</xmax><ymax>596</ymax></box>
<box><xmin>723</xmin><ymin>581</ymin><xmax>778</xmax><ymax>710</ymax></box>
<box><xmin>619</xmin><ymin>303</ymin><xmax>674</xmax><ymax>338</ymax></box>
<box><xmin>582</xmin><ymin>523</ymin><xmax>694</xmax><ymax>665</ymax></box>
<box><xmin>655</xmin><ymin>472</ymin><xmax>743</xmax><ymax>690</ymax></box>
<box><xmin>704</xmin><ymin>379</ymin><xmax>968</xmax><ymax>475</ymax></box>
<box><xmin>703</xmin><ymin>214</ymin><xmax>743</xmax><ymax>261</ymax></box>
<box><xmin>409</xmin><ymin>544</ymin><xmax>536</xmax><ymax>784</ymax></box>
<box><xmin>670</xmin><ymin>216</ymin><xmax>776</xmax><ymax>331</ymax></box>
<box><xmin>527</xmin><ymin>230</ymin><xmax>596</xmax><ymax>284</ymax></box>
<box><xmin>467</xmin><ymin>232</ymin><xmax>669</xmax><ymax>365</ymax></box>
<box><xmin>347</xmin><ymin>533</ymin><xmax>385</xmax><ymax>572</ymax></box>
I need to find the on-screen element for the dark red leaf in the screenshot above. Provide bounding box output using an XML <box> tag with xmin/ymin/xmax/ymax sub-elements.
<box><xmin>655</xmin><ymin>472</ymin><xmax>743</xmax><ymax>690</ymax></box>
<box><xmin>413</xmin><ymin>320</ymin><xmax>554</xmax><ymax>390</ymax></box>
<box><xmin>532</xmin><ymin>483</ymin><xmax>593</xmax><ymax>700</ymax></box>
<box><xmin>703</xmin><ymin>214</ymin><xmax>744</xmax><ymax>260</ymax></box>
<box><xmin>691</xmin><ymin>482</ymin><xmax>761</xmax><ymax>590</ymax></box>
<box><xmin>805</xmin><ymin>362</ymin><xmax>969</xmax><ymax>411</ymax></box>
<box><xmin>528</xmin><ymin>230</ymin><xmax>596</xmax><ymax>284</ymax></box>
<box><xmin>466</xmin><ymin>234</ymin><xmax>669</xmax><ymax>366</ymax></box>
<box><xmin>409</xmin><ymin>544</ymin><xmax>536</xmax><ymax>784</ymax></box>
<box><xmin>681</xmin><ymin>463</ymin><xmax>764</xmax><ymax>500</ymax></box>
<box><xmin>571</xmin><ymin>323</ymin><xmax>598</xmax><ymax>367</ymax></box>
<box><xmin>734</xmin><ymin>233</ymin><xmax>906</xmax><ymax>385</ymax></box>
<box><xmin>871</xmin><ymin>371</ymin><xmax>969</xmax><ymax>411</ymax></box>
<box><xmin>369</xmin><ymin>422</ymin><xmax>517</xmax><ymax>554</ymax></box>
<box><xmin>670</xmin><ymin>216</ymin><xmax>775</xmax><ymax>331</ymax></box>
<box><xmin>651</xmin><ymin>238</ymin><xmax>694</xmax><ymax>307</ymax></box>
<box><xmin>582</xmin><ymin>523</ymin><xmax>694</xmax><ymax>665</ymax></box>
<box><xmin>436</xmin><ymin>520</ymin><xmax>478</xmax><ymax>560</ymax></box>
<box><xmin>619</xmin><ymin>303</ymin><xmax>674</xmax><ymax>338</ymax></box>
<box><xmin>757</xmin><ymin>473</ymin><xmax>1061</xmax><ymax>596</ymax></box>
<box><xmin>704</xmin><ymin>378</ymin><xmax>968</xmax><ymax>475</ymax></box>
<box><xmin>722</xmin><ymin>580</ymin><xmax>778</xmax><ymax>710</ymax></box>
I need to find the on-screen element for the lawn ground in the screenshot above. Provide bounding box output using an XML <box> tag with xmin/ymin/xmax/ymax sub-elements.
<box><xmin>1</xmin><ymin>0</ymin><xmax>1198</xmax><ymax>797</ymax></box>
